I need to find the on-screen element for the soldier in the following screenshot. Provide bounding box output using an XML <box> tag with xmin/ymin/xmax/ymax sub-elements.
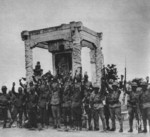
<box><xmin>0</xmin><ymin>86</ymin><xmax>9</xmax><ymax>128</ymax></box>
<box><xmin>104</xmin><ymin>91</ymin><xmax>111</xmax><ymax>130</ymax></box>
<box><xmin>62</xmin><ymin>76</ymin><xmax>72</xmax><ymax>131</ymax></box>
<box><xmin>71</xmin><ymin>75</ymin><xmax>84</xmax><ymax>131</ymax></box>
<box><xmin>27</xmin><ymin>81</ymin><xmax>38</xmax><ymax>128</ymax></box>
<box><xmin>90</xmin><ymin>85</ymin><xmax>106</xmax><ymax>131</ymax></box>
<box><xmin>9</xmin><ymin>82</ymin><xmax>25</xmax><ymax>128</ymax></box>
<box><xmin>19</xmin><ymin>79</ymin><xmax>28</xmax><ymax>121</ymax></box>
<box><xmin>102</xmin><ymin>78</ymin><xmax>111</xmax><ymax>130</ymax></box>
<box><xmin>125</xmin><ymin>82</ymin><xmax>141</xmax><ymax>132</ymax></box>
<box><xmin>8</xmin><ymin>90</ymin><xmax>16</xmax><ymax>121</ymax></box>
<box><xmin>38</xmin><ymin>80</ymin><xmax>50</xmax><ymax>129</ymax></box>
<box><xmin>82</xmin><ymin>72</ymin><xmax>93</xmax><ymax>130</ymax></box>
<box><xmin>50</xmin><ymin>76</ymin><xmax>61</xmax><ymax>129</ymax></box>
<box><xmin>139</xmin><ymin>82</ymin><xmax>150</xmax><ymax>133</ymax></box>
<box><xmin>106</xmin><ymin>81</ymin><xmax>123</xmax><ymax>132</ymax></box>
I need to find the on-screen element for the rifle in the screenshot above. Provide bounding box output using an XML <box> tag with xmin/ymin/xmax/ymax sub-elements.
<box><xmin>99</xmin><ymin>66</ymin><xmax>107</xmax><ymax>99</ymax></box>
<box><xmin>122</xmin><ymin>59</ymin><xmax>127</xmax><ymax>105</ymax></box>
<box><xmin>136</xmin><ymin>98</ymin><xmax>142</xmax><ymax>132</ymax></box>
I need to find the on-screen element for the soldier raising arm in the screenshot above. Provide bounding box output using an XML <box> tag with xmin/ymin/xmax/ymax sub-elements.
<box><xmin>105</xmin><ymin>81</ymin><xmax>123</xmax><ymax>132</ymax></box>
<box><xmin>0</xmin><ymin>86</ymin><xmax>9</xmax><ymax>128</ymax></box>
<box><xmin>124</xmin><ymin>82</ymin><xmax>142</xmax><ymax>133</ymax></box>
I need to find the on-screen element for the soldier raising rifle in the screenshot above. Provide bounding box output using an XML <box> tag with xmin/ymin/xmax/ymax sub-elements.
<box><xmin>124</xmin><ymin>82</ymin><xmax>142</xmax><ymax>132</ymax></box>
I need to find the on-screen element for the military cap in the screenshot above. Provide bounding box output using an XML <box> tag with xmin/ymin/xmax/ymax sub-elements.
<box><xmin>1</xmin><ymin>86</ymin><xmax>7</xmax><ymax>90</ymax></box>
<box><xmin>29</xmin><ymin>81</ymin><xmax>33</xmax><ymax>85</ymax></box>
<box><xmin>109</xmin><ymin>79</ymin><xmax>114</xmax><ymax>84</ymax></box>
<box><xmin>53</xmin><ymin>76</ymin><xmax>58</xmax><ymax>81</ymax></box>
<box><xmin>18</xmin><ymin>87</ymin><xmax>22</xmax><ymax>91</ymax></box>
<box><xmin>141</xmin><ymin>82</ymin><xmax>148</xmax><ymax>86</ymax></box>
<box><xmin>131</xmin><ymin>82</ymin><xmax>137</xmax><ymax>87</ymax></box>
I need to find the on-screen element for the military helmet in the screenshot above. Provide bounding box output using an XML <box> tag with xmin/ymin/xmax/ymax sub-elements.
<box><xmin>18</xmin><ymin>87</ymin><xmax>22</xmax><ymax>91</ymax></box>
<box><xmin>29</xmin><ymin>81</ymin><xmax>33</xmax><ymax>85</ymax></box>
<box><xmin>53</xmin><ymin>75</ymin><xmax>58</xmax><ymax>82</ymax></box>
<box><xmin>1</xmin><ymin>85</ymin><xmax>7</xmax><ymax>90</ymax></box>
<box><xmin>131</xmin><ymin>82</ymin><xmax>137</xmax><ymax>87</ymax></box>
<box><xmin>141</xmin><ymin>82</ymin><xmax>148</xmax><ymax>86</ymax></box>
<box><xmin>109</xmin><ymin>79</ymin><xmax>114</xmax><ymax>84</ymax></box>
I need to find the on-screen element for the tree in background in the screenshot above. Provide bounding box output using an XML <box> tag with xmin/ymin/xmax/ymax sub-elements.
<box><xmin>102</xmin><ymin>64</ymin><xmax>119</xmax><ymax>82</ymax></box>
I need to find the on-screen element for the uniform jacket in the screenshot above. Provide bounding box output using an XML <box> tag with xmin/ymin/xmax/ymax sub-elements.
<box><xmin>71</xmin><ymin>82</ymin><xmax>84</xmax><ymax>108</ymax></box>
<box><xmin>107</xmin><ymin>85</ymin><xmax>121</xmax><ymax>108</ymax></box>
<box><xmin>0</xmin><ymin>94</ymin><xmax>9</xmax><ymax>108</ymax></box>
<box><xmin>28</xmin><ymin>93</ymin><xmax>38</xmax><ymax>109</ymax></box>
<box><xmin>140</xmin><ymin>89</ymin><xmax>150</xmax><ymax>109</ymax></box>
<box><xmin>90</xmin><ymin>92</ymin><xmax>103</xmax><ymax>109</ymax></box>
<box><xmin>126</xmin><ymin>90</ymin><xmax>140</xmax><ymax>107</ymax></box>
<box><xmin>50</xmin><ymin>82</ymin><xmax>61</xmax><ymax>105</ymax></box>
<box><xmin>38</xmin><ymin>84</ymin><xmax>50</xmax><ymax>108</ymax></box>
<box><xmin>62</xmin><ymin>81</ymin><xmax>72</xmax><ymax>107</ymax></box>
<box><xmin>12</xmin><ymin>87</ymin><xmax>26</xmax><ymax>108</ymax></box>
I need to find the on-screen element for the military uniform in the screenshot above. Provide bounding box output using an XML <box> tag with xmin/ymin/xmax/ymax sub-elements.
<box><xmin>104</xmin><ymin>92</ymin><xmax>111</xmax><ymax>130</ymax></box>
<box><xmin>62</xmin><ymin>79</ymin><xmax>72</xmax><ymax>129</ymax></box>
<box><xmin>83</xmin><ymin>80</ymin><xmax>92</xmax><ymax>130</ymax></box>
<box><xmin>27</xmin><ymin>85</ymin><xmax>38</xmax><ymax>128</ymax></box>
<box><xmin>126</xmin><ymin>82</ymin><xmax>141</xmax><ymax>132</ymax></box>
<box><xmin>139</xmin><ymin>82</ymin><xmax>150</xmax><ymax>133</ymax></box>
<box><xmin>90</xmin><ymin>86</ymin><xmax>106</xmax><ymax>131</ymax></box>
<box><xmin>9</xmin><ymin>86</ymin><xmax>25</xmax><ymax>127</ymax></box>
<box><xmin>107</xmin><ymin>82</ymin><xmax>123</xmax><ymax>132</ymax></box>
<box><xmin>0</xmin><ymin>86</ymin><xmax>9</xmax><ymax>128</ymax></box>
<box><xmin>19</xmin><ymin>81</ymin><xmax>28</xmax><ymax>121</ymax></box>
<box><xmin>50</xmin><ymin>80</ymin><xmax>61</xmax><ymax>128</ymax></box>
<box><xmin>38</xmin><ymin>84</ymin><xmax>50</xmax><ymax>127</ymax></box>
<box><xmin>71</xmin><ymin>81</ymin><xmax>84</xmax><ymax>130</ymax></box>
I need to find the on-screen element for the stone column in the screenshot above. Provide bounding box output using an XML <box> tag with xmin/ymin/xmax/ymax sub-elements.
<box><xmin>72</xmin><ymin>27</ymin><xmax>82</xmax><ymax>76</ymax></box>
<box><xmin>21</xmin><ymin>31</ymin><xmax>33</xmax><ymax>86</ymax></box>
<box><xmin>90</xmin><ymin>49</ymin><xmax>96</xmax><ymax>85</ymax></box>
<box><xmin>95</xmin><ymin>33</ymin><xmax>103</xmax><ymax>88</ymax></box>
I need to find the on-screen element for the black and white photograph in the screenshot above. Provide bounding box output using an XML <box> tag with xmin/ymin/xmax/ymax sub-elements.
<box><xmin>0</xmin><ymin>0</ymin><xmax>150</xmax><ymax>137</ymax></box>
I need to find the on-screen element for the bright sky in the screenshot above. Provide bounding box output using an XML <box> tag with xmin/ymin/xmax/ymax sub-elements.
<box><xmin>0</xmin><ymin>0</ymin><xmax>150</xmax><ymax>90</ymax></box>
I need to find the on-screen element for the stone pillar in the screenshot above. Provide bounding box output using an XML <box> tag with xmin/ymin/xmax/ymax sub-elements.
<box><xmin>21</xmin><ymin>31</ymin><xmax>33</xmax><ymax>86</ymax></box>
<box><xmin>72</xmin><ymin>27</ymin><xmax>82</xmax><ymax>76</ymax></box>
<box><xmin>52</xmin><ymin>53</ymin><xmax>56</xmax><ymax>76</ymax></box>
<box><xmin>90</xmin><ymin>49</ymin><xmax>96</xmax><ymax>85</ymax></box>
<box><xmin>95</xmin><ymin>33</ymin><xmax>103</xmax><ymax>88</ymax></box>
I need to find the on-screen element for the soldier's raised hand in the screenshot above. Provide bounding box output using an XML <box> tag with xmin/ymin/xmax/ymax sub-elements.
<box><xmin>13</xmin><ymin>82</ymin><xmax>15</xmax><ymax>86</ymax></box>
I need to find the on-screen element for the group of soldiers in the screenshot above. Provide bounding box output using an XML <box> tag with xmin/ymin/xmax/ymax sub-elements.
<box><xmin>124</xmin><ymin>81</ymin><xmax>150</xmax><ymax>133</ymax></box>
<box><xmin>0</xmin><ymin>67</ymin><xmax>150</xmax><ymax>133</ymax></box>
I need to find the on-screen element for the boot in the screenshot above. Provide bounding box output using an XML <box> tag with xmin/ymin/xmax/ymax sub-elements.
<box><xmin>3</xmin><ymin>123</ymin><xmax>7</xmax><ymax>128</ymax></box>
<box><xmin>109</xmin><ymin>128</ymin><xmax>116</xmax><ymax>131</ymax></box>
<box><xmin>110</xmin><ymin>119</ymin><xmax>116</xmax><ymax>131</ymax></box>
<box><xmin>106</xmin><ymin>126</ymin><xmax>110</xmax><ymax>130</ymax></box>
<box><xmin>119</xmin><ymin>128</ymin><xmax>123</xmax><ymax>132</ymax></box>
<box><xmin>128</xmin><ymin>128</ymin><xmax>133</xmax><ymax>132</ymax></box>
<box><xmin>119</xmin><ymin>120</ymin><xmax>123</xmax><ymax>132</ymax></box>
<box><xmin>138</xmin><ymin>126</ymin><xmax>142</xmax><ymax>133</ymax></box>
<box><xmin>94</xmin><ymin>128</ymin><xmax>99</xmax><ymax>131</ymax></box>
<box><xmin>37</xmin><ymin>123</ymin><xmax>42</xmax><ymax>131</ymax></box>
<box><xmin>88</xmin><ymin>126</ymin><xmax>92</xmax><ymax>131</ymax></box>
<box><xmin>141</xmin><ymin>129</ymin><xmax>147</xmax><ymax>133</ymax></box>
<box><xmin>102</xmin><ymin>119</ymin><xmax>106</xmax><ymax>131</ymax></box>
<box><xmin>141</xmin><ymin>121</ymin><xmax>147</xmax><ymax>133</ymax></box>
<box><xmin>53</xmin><ymin>125</ymin><xmax>57</xmax><ymax>129</ymax></box>
<box><xmin>128</xmin><ymin>120</ymin><xmax>133</xmax><ymax>132</ymax></box>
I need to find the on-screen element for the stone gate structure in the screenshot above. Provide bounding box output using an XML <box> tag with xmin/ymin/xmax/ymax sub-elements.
<box><xmin>21</xmin><ymin>21</ymin><xmax>104</xmax><ymax>87</ymax></box>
